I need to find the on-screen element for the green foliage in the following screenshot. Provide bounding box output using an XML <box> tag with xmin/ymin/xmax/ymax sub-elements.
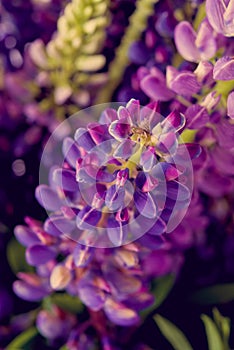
<box><xmin>7</xmin><ymin>238</ymin><xmax>33</xmax><ymax>274</ymax></box>
<box><xmin>43</xmin><ymin>293</ymin><xmax>84</xmax><ymax>314</ymax></box>
<box><xmin>141</xmin><ymin>274</ymin><xmax>175</xmax><ymax>319</ymax></box>
<box><xmin>30</xmin><ymin>0</ymin><xmax>109</xmax><ymax>118</ymax></box>
<box><xmin>191</xmin><ymin>283</ymin><xmax>234</xmax><ymax>304</ymax></box>
<box><xmin>154</xmin><ymin>314</ymin><xmax>194</xmax><ymax>350</ymax></box>
<box><xmin>96</xmin><ymin>0</ymin><xmax>159</xmax><ymax>103</ymax></box>
<box><xmin>5</xmin><ymin>327</ymin><xmax>38</xmax><ymax>350</ymax></box>
<box><xmin>154</xmin><ymin>309</ymin><xmax>231</xmax><ymax>350</ymax></box>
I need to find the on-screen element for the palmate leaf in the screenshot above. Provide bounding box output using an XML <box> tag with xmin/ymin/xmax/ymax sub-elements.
<box><xmin>154</xmin><ymin>314</ymin><xmax>194</xmax><ymax>350</ymax></box>
<box><xmin>191</xmin><ymin>284</ymin><xmax>234</xmax><ymax>304</ymax></box>
<box><xmin>5</xmin><ymin>327</ymin><xmax>38</xmax><ymax>350</ymax></box>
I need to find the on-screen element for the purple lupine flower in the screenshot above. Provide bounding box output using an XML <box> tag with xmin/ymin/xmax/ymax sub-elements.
<box><xmin>206</xmin><ymin>0</ymin><xmax>234</xmax><ymax>37</ymax></box>
<box><xmin>213</xmin><ymin>56</ymin><xmax>234</xmax><ymax>80</ymax></box>
<box><xmin>36</xmin><ymin>100</ymin><xmax>197</xmax><ymax>248</ymax></box>
<box><xmin>174</xmin><ymin>20</ymin><xmax>217</xmax><ymax>63</ymax></box>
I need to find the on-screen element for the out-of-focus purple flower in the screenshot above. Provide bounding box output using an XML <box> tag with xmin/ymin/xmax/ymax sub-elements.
<box><xmin>227</xmin><ymin>91</ymin><xmax>234</xmax><ymax>118</ymax></box>
<box><xmin>174</xmin><ymin>20</ymin><xmax>216</xmax><ymax>62</ymax></box>
<box><xmin>206</xmin><ymin>0</ymin><xmax>234</xmax><ymax>37</ymax></box>
<box><xmin>36</xmin><ymin>306</ymin><xmax>76</xmax><ymax>340</ymax></box>
<box><xmin>213</xmin><ymin>56</ymin><xmax>234</xmax><ymax>80</ymax></box>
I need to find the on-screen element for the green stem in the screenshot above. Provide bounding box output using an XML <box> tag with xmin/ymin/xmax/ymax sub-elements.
<box><xmin>95</xmin><ymin>0</ymin><xmax>159</xmax><ymax>104</ymax></box>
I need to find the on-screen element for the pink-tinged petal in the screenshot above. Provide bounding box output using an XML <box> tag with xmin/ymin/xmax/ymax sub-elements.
<box><xmin>44</xmin><ymin>215</ymin><xmax>76</xmax><ymax>237</ymax></box>
<box><xmin>134</xmin><ymin>190</ymin><xmax>157</xmax><ymax>218</ymax></box>
<box><xmin>62</xmin><ymin>137</ymin><xmax>81</xmax><ymax>169</ymax></box>
<box><xmin>213</xmin><ymin>56</ymin><xmax>234</xmax><ymax>80</ymax></box>
<box><xmin>136</xmin><ymin>172</ymin><xmax>158</xmax><ymax>192</ymax></box>
<box><xmin>104</xmin><ymin>298</ymin><xmax>140</xmax><ymax>326</ymax></box>
<box><xmin>196</xmin><ymin>19</ymin><xmax>217</xmax><ymax>60</ymax></box>
<box><xmin>139</xmin><ymin>101</ymin><xmax>161</xmax><ymax>128</ymax></box>
<box><xmin>87</xmin><ymin>123</ymin><xmax>111</xmax><ymax>145</ymax></box>
<box><xmin>14</xmin><ymin>225</ymin><xmax>40</xmax><ymax>247</ymax></box>
<box><xmin>174</xmin><ymin>21</ymin><xmax>200</xmax><ymax>62</ymax></box>
<box><xmin>99</xmin><ymin>108</ymin><xmax>118</xmax><ymax>124</ymax></box>
<box><xmin>26</xmin><ymin>244</ymin><xmax>56</xmax><ymax>266</ymax></box>
<box><xmin>206</xmin><ymin>0</ymin><xmax>226</xmax><ymax>34</ymax></box>
<box><xmin>13</xmin><ymin>281</ymin><xmax>49</xmax><ymax>301</ymax></box>
<box><xmin>52</xmin><ymin>168</ymin><xmax>77</xmax><ymax>192</ymax></box>
<box><xmin>162</xmin><ymin>110</ymin><xmax>186</xmax><ymax>132</ymax></box>
<box><xmin>50</xmin><ymin>265</ymin><xmax>72</xmax><ymax>290</ymax></box>
<box><xmin>126</xmin><ymin>99</ymin><xmax>140</xmax><ymax>124</ymax></box>
<box><xmin>113</xmin><ymin>139</ymin><xmax>138</xmax><ymax>159</ymax></box>
<box><xmin>104</xmin><ymin>266</ymin><xmax>141</xmax><ymax>295</ymax></box>
<box><xmin>167</xmin><ymin>68</ymin><xmax>201</xmax><ymax>96</ymax></box>
<box><xmin>167</xmin><ymin>181</ymin><xmax>191</xmax><ymax>202</ymax></box>
<box><xmin>76</xmin><ymin>206</ymin><xmax>102</xmax><ymax>230</ymax></box>
<box><xmin>109</xmin><ymin>118</ymin><xmax>131</xmax><ymax>141</ymax></box>
<box><xmin>194</xmin><ymin>61</ymin><xmax>214</xmax><ymax>84</ymax></box>
<box><xmin>227</xmin><ymin>91</ymin><xmax>234</xmax><ymax>118</ymax></box>
<box><xmin>224</xmin><ymin>0</ymin><xmax>234</xmax><ymax>36</ymax></box>
<box><xmin>35</xmin><ymin>185</ymin><xmax>63</xmax><ymax>211</ymax></box>
<box><xmin>78</xmin><ymin>278</ymin><xmax>106</xmax><ymax>311</ymax></box>
<box><xmin>140</xmin><ymin>75</ymin><xmax>174</xmax><ymax>101</ymax></box>
<box><xmin>185</xmin><ymin>105</ymin><xmax>209</xmax><ymax>129</ymax></box>
<box><xmin>201</xmin><ymin>91</ymin><xmax>221</xmax><ymax>112</ymax></box>
<box><xmin>117</xmin><ymin>106</ymin><xmax>132</xmax><ymax>122</ymax></box>
<box><xmin>74</xmin><ymin>128</ymin><xmax>96</xmax><ymax>151</ymax></box>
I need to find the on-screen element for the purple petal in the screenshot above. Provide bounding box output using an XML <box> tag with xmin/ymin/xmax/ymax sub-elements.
<box><xmin>213</xmin><ymin>56</ymin><xmax>234</xmax><ymax>80</ymax></box>
<box><xmin>44</xmin><ymin>215</ymin><xmax>76</xmax><ymax>237</ymax></box>
<box><xmin>13</xmin><ymin>281</ymin><xmax>49</xmax><ymax>301</ymax></box>
<box><xmin>104</xmin><ymin>298</ymin><xmax>140</xmax><ymax>326</ymax></box>
<box><xmin>109</xmin><ymin>118</ymin><xmax>131</xmax><ymax>141</ymax></box>
<box><xmin>74</xmin><ymin>128</ymin><xmax>96</xmax><ymax>151</ymax></box>
<box><xmin>157</xmin><ymin>132</ymin><xmax>178</xmax><ymax>155</ymax></box>
<box><xmin>146</xmin><ymin>217</ymin><xmax>167</xmax><ymax>235</ymax></box>
<box><xmin>224</xmin><ymin>0</ymin><xmax>234</xmax><ymax>36</ymax></box>
<box><xmin>14</xmin><ymin>225</ymin><xmax>40</xmax><ymax>247</ymax></box>
<box><xmin>107</xmin><ymin>218</ymin><xmax>128</xmax><ymax>246</ymax></box>
<box><xmin>26</xmin><ymin>244</ymin><xmax>56</xmax><ymax>266</ymax></box>
<box><xmin>227</xmin><ymin>91</ymin><xmax>234</xmax><ymax>119</ymax></box>
<box><xmin>196</xmin><ymin>19</ymin><xmax>216</xmax><ymax>60</ymax></box>
<box><xmin>87</xmin><ymin>123</ymin><xmax>111</xmax><ymax>145</ymax></box>
<box><xmin>126</xmin><ymin>99</ymin><xmax>140</xmax><ymax>124</ymax></box>
<box><xmin>135</xmin><ymin>172</ymin><xmax>158</xmax><ymax>192</ymax></box>
<box><xmin>99</xmin><ymin>108</ymin><xmax>118</xmax><ymax>124</ymax></box>
<box><xmin>206</xmin><ymin>0</ymin><xmax>226</xmax><ymax>34</ymax></box>
<box><xmin>162</xmin><ymin>110</ymin><xmax>186</xmax><ymax>132</ymax></box>
<box><xmin>113</xmin><ymin>139</ymin><xmax>138</xmax><ymax>159</ymax></box>
<box><xmin>35</xmin><ymin>185</ymin><xmax>63</xmax><ymax>211</ymax></box>
<box><xmin>167</xmin><ymin>181</ymin><xmax>191</xmax><ymax>201</ymax></box>
<box><xmin>137</xmin><ymin>233</ymin><xmax>166</xmax><ymax>249</ymax></box>
<box><xmin>140</xmin><ymin>75</ymin><xmax>174</xmax><ymax>101</ymax></box>
<box><xmin>78</xmin><ymin>279</ymin><xmax>106</xmax><ymax>311</ymax></box>
<box><xmin>167</xmin><ymin>67</ymin><xmax>201</xmax><ymax>96</ymax></box>
<box><xmin>174</xmin><ymin>21</ymin><xmax>200</xmax><ymax>62</ymax></box>
<box><xmin>76</xmin><ymin>206</ymin><xmax>102</xmax><ymax>230</ymax></box>
<box><xmin>52</xmin><ymin>168</ymin><xmax>77</xmax><ymax>191</ymax></box>
<box><xmin>104</xmin><ymin>266</ymin><xmax>141</xmax><ymax>295</ymax></box>
<box><xmin>140</xmin><ymin>148</ymin><xmax>157</xmax><ymax>172</ymax></box>
<box><xmin>194</xmin><ymin>61</ymin><xmax>214</xmax><ymax>84</ymax></box>
<box><xmin>185</xmin><ymin>105</ymin><xmax>209</xmax><ymax>129</ymax></box>
<box><xmin>73</xmin><ymin>244</ymin><xmax>93</xmax><ymax>267</ymax></box>
<box><xmin>124</xmin><ymin>292</ymin><xmax>154</xmax><ymax>311</ymax></box>
<box><xmin>105</xmin><ymin>185</ymin><xmax>125</xmax><ymax>211</ymax></box>
<box><xmin>134</xmin><ymin>189</ymin><xmax>157</xmax><ymax>218</ymax></box>
<box><xmin>185</xmin><ymin>143</ymin><xmax>202</xmax><ymax>159</ymax></box>
<box><xmin>62</xmin><ymin>137</ymin><xmax>81</xmax><ymax>169</ymax></box>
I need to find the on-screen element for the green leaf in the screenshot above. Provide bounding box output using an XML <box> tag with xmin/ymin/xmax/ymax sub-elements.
<box><xmin>191</xmin><ymin>284</ymin><xmax>234</xmax><ymax>304</ymax></box>
<box><xmin>154</xmin><ymin>314</ymin><xmax>193</xmax><ymax>350</ymax></box>
<box><xmin>141</xmin><ymin>274</ymin><xmax>175</xmax><ymax>319</ymax></box>
<box><xmin>5</xmin><ymin>327</ymin><xmax>38</xmax><ymax>350</ymax></box>
<box><xmin>201</xmin><ymin>314</ymin><xmax>224</xmax><ymax>350</ymax></box>
<box><xmin>212</xmin><ymin>308</ymin><xmax>231</xmax><ymax>350</ymax></box>
<box><xmin>44</xmin><ymin>293</ymin><xmax>84</xmax><ymax>314</ymax></box>
<box><xmin>7</xmin><ymin>239</ymin><xmax>33</xmax><ymax>274</ymax></box>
